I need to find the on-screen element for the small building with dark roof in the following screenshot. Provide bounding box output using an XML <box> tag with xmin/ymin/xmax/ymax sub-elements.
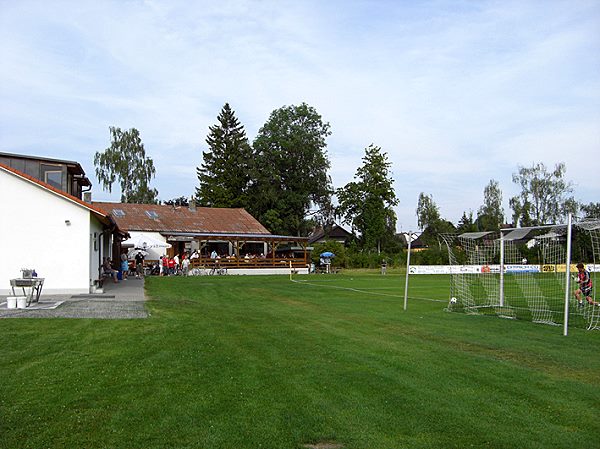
<box><xmin>309</xmin><ymin>224</ymin><xmax>354</xmax><ymax>246</ymax></box>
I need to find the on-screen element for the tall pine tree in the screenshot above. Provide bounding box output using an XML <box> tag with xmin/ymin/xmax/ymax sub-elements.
<box><xmin>195</xmin><ymin>103</ymin><xmax>253</xmax><ymax>208</ymax></box>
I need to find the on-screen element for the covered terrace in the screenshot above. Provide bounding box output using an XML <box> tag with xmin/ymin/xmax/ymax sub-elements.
<box><xmin>165</xmin><ymin>232</ymin><xmax>311</xmax><ymax>271</ymax></box>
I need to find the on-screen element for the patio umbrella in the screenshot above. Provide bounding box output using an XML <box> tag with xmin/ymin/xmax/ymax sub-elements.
<box><xmin>128</xmin><ymin>248</ymin><xmax>149</xmax><ymax>258</ymax></box>
<box><xmin>320</xmin><ymin>251</ymin><xmax>335</xmax><ymax>258</ymax></box>
<box><xmin>122</xmin><ymin>233</ymin><xmax>172</xmax><ymax>250</ymax></box>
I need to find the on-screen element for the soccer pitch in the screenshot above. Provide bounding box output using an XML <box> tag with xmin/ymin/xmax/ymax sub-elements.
<box><xmin>1</xmin><ymin>272</ymin><xmax>599</xmax><ymax>449</ymax></box>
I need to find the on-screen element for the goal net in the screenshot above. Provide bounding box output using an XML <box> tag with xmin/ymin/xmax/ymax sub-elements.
<box><xmin>441</xmin><ymin>218</ymin><xmax>600</xmax><ymax>331</ymax></box>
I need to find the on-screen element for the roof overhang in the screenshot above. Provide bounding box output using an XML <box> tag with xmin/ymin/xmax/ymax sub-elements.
<box><xmin>164</xmin><ymin>231</ymin><xmax>309</xmax><ymax>242</ymax></box>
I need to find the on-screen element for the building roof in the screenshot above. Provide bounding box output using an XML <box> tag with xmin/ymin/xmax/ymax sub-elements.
<box><xmin>92</xmin><ymin>202</ymin><xmax>274</xmax><ymax>236</ymax></box>
<box><xmin>0</xmin><ymin>151</ymin><xmax>92</xmax><ymax>186</ymax></box>
<box><xmin>308</xmin><ymin>224</ymin><xmax>354</xmax><ymax>244</ymax></box>
<box><xmin>398</xmin><ymin>232</ymin><xmax>428</xmax><ymax>248</ymax></box>
<box><xmin>0</xmin><ymin>162</ymin><xmax>113</xmax><ymax>225</ymax></box>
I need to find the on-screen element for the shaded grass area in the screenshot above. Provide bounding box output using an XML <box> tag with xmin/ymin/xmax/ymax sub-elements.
<box><xmin>1</xmin><ymin>272</ymin><xmax>599</xmax><ymax>448</ymax></box>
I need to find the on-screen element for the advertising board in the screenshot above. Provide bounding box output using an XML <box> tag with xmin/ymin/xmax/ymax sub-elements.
<box><xmin>409</xmin><ymin>264</ymin><xmax>597</xmax><ymax>275</ymax></box>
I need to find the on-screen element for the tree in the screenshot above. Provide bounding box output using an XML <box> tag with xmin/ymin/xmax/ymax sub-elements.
<box><xmin>477</xmin><ymin>179</ymin><xmax>504</xmax><ymax>231</ymax></box>
<box><xmin>337</xmin><ymin>144</ymin><xmax>398</xmax><ymax>252</ymax></box>
<box><xmin>249</xmin><ymin>103</ymin><xmax>333</xmax><ymax>235</ymax></box>
<box><xmin>457</xmin><ymin>211</ymin><xmax>477</xmax><ymax>233</ymax></box>
<box><xmin>94</xmin><ymin>126</ymin><xmax>158</xmax><ymax>203</ymax></box>
<box><xmin>163</xmin><ymin>196</ymin><xmax>190</xmax><ymax>207</ymax></box>
<box><xmin>416</xmin><ymin>193</ymin><xmax>440</xmax><ymax>231</ymax></box>
<box><xmin>580</xmin><ymin>202</ymin><xmax>600</xmax><ymax>219</ymax></box>
<box><xmin>421</xmin><ymin>218</ymin><xmax>456</xmax><ymax>246</ymax></box>
<box><xmin>510</xmin><ymin>162</ymin><xmax>576</xmax><ymax>226</ymax></box>
<box><xmin>196</xmin><ymin>103</ymin><xmax>253</xmax><ymax>208</ymax></box>
<box><xmin>415</xmin><ymin>193</ymin><xmax>455</xmax><ymax>246</ymax></box>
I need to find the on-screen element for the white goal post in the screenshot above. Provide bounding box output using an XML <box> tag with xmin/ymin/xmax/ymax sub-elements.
<box><xmin>439</xmin><ymin>215</ymin><xmax>600</xmax><ymax>335</ymax></box>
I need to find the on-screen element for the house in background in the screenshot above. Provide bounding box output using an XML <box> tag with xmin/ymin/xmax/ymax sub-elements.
<box><xmin>0</xmin><ymin>163</ymin><xmax>124</xmax><ymax>295</ymax></box>
<box><xmin>0</xmin><ymin>151</ymin><xmax>92</xmax><ymax>199</ymax></box>
<box><xmin>309</xmin><ymin>224</ymin><xmax>355</xmax><ymax>246</ymax></box>
<box><xmin>398</xmin><ymin>232</ymin><xmax>428</xmax><ymax>252</ymax></box>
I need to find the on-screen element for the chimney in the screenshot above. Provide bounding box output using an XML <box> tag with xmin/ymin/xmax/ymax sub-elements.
<box><xmin>83</xmin><ymin>192</ymin><xmax>92</xmax><ymax>203</ymax></box>
<box><xmin>189</xmin><ymin>196</ymin><xmax>196</xmax><ymax>212</ymax></box>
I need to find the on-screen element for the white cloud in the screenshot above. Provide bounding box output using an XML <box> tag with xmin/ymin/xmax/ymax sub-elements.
<box><xmin>1</xmin><ymin>0</ymin><xmax>599</xmax><ymax>228</ymax></box>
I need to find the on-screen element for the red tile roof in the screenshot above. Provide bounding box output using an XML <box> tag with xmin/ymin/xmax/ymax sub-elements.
<box><xmin>92</xmin><ymin>202</ymin><xmax>272</xmax><ymax>235</ymax></box>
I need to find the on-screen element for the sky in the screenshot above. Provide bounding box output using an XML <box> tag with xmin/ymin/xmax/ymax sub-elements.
<box><xmin>1</xmin><ymin>0</ymin><xmax>599</xmax><ymax>232</ymax></box>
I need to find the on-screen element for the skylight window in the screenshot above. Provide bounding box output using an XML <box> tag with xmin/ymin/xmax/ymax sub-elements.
<box><xmin>112</xmin><ymin>209</ymin><xmax>126</xmax><ymax>217</ymax></box>
<box><xmin>145</xmin><ymin>210</ymin><xmax>159</xmax><ymax>219</ymax></box>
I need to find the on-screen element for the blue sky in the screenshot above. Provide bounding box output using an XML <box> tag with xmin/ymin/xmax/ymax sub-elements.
<box><xmin>1</xmin><ymin>0</ymin><xmax>598</xmax><ymax>231</ymax></box>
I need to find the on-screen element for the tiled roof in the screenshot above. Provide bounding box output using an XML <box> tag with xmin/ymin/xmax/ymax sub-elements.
<box><xmin>0</xmin><ymin>162</ymin><xmax>111</xmax><ymax>223</ymax></box>
<box><xmin>92</xmin><ymin>202</ymin><xmax>272</xmax><ymax>235</ymax></box>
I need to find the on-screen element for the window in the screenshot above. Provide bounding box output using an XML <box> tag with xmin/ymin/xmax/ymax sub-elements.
<box><xmin>145</xmin><ymin>210</ymin><xmax>159</xmax><ymax>219</ymax></box>
<box><xmin>113</xmin><ymin>209</ymin><xmax>126</xmax><ymax>217</ymax></box>
<box><xmin>44</xmin><ymin>170</ymin><xmax>62</xmax><ymax>190</ymax></box>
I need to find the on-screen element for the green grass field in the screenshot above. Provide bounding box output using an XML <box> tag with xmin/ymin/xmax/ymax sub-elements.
<box><xmin>1</xmin><ymin>272</ymin><xmax>599</xmax><ymax>449</ymax></box>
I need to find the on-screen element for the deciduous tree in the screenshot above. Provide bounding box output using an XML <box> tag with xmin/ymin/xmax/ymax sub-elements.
<box><xmin>477</xmin><ymin>179</ymin><xmax>504</xmax><ymax>230</ymax></box>
<box><xmin>94</xmin><ymin>126</ymin><xmax>158</xmax><ymax>204</ymax></box>
<box><xmin>250</xmin><ymin>103</ymin><xmax>333</xmax><ymax>235</ymax></box>
<box><xmin>416</xmin><ymin>193</ymin><xmax>440</xmax><ymax>231</ymax></box>
<box><xmin>163</xmin><ymin>196</ymin><xmax>190</xmax><ymax>207</ymax></box>
<box><xmin>580</xmin><ymin>202</ymin><xmax>600</xmax><ymax>219</ymax></box>
<box><xmin>510</xmin><ymin>162</ymin><xmax>576</xmax><ymax>226</ymax></box>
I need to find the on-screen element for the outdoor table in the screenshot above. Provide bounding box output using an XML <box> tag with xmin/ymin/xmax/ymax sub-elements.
<box><xmin>10</xmin><ymin>278</ymin><xmax>45</xmax><ymax>307</ymax></box>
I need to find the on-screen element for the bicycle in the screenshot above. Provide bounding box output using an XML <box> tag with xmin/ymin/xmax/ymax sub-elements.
<box><xmin>209</xmin><ymin>264</ymin><xmax>227</xmax><ymax>276</ymax></box>
<box><xmin>189</xmin><ymin>266</ymin><xmax>209</xmax><ymax>276</ymax></box>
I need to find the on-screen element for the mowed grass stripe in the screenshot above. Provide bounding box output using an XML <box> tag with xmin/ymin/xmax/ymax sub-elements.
<box><xmin>1</xmin><ymin>272</ymin><xmax>599</xmax><ymax>449</ymax></box>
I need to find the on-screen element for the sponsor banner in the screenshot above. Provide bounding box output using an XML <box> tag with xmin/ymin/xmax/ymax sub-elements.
<box><xmin>556</xmin><ymin>264</ymin><xmax>577</xmax><ymax>273</ymax></box>
<box><xmin>409</xmin><ymin>265</ymin><xmax>487</xmax><ymax>275</ymax></box>
<box><xmin>408</xmin><ymin>265</ymin><xmax>452</xmax><ymax>275</ymax></box>
<box><xmin>504</xmin><ymin>264</ymin><xmax>541</xmax><ymax>273</ymax></box>
<box><xmin>547</xmin><ymin>263</ymin><xmax>600</xmax><ymax>273</ymax></box>
<box><xmin>409</xmin><ymin>264</ymin><xmax>597</xmax><ymax>275</ymax></box>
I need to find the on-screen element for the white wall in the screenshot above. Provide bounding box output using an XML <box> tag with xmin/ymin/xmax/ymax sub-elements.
<box><xmin>0</xmin><ymin>170</ymin><xmax>97</xmax><ymax>295</ymax></box>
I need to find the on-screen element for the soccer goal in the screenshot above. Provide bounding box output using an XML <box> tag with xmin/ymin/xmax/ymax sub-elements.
<box><xmin>441</xmin><ymin>216</ymin><xmax>600</xmax><ymax>334</ymax></box>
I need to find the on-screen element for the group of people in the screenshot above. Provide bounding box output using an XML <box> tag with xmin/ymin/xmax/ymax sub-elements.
<box><xmin>102</xmin><ymin>251</ymin><xmax>146</xmax><ymax>283</ymax></box>
<box><xmin>159</xmin><ymin>252</ymin><xmax>191</xmax><ymax>276</ymax></box>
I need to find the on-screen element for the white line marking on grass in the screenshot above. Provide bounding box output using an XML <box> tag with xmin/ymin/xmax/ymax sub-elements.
<box><xmin>291</xmin><ymin>279</ymin><xmax>446</xmax><ymax>302</ymax></box>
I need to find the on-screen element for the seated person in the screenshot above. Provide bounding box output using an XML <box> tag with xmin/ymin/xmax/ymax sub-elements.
<box><xmin>102</xmin><ymin>257</ymin><xmax>119</xmax><ymax>283</ymax></box>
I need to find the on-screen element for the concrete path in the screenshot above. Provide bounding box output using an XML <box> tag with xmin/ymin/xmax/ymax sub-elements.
<box><xmin>0</xmin><ymin>276</ymin><xmax>148</xmax><ymax>319</ymax></box>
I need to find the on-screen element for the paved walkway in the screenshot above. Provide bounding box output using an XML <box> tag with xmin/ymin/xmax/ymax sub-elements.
<box><xmin>0</xmin><ymin>276</ymin><xmax>148</xmax><ymax>319</ymax></box>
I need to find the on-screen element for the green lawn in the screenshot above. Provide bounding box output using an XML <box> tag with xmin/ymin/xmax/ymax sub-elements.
<box><xmin>1</xmin><ymin>272</ymin><xmax>599</xmax><ymax>449</ymax></box>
